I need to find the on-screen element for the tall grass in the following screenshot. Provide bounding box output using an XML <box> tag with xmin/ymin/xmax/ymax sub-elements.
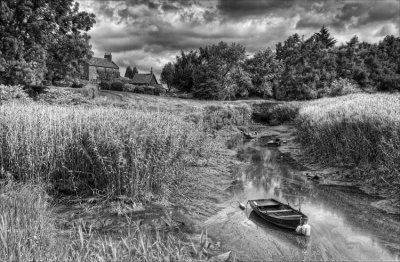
<box><xmin>296</xmin><ymin>93</ymin><xmax>400</xmax><ymax>189</ymax></box>
<box><xmin>0</xmin><ymin>101</ymin><xmax>208</xmax><ymax>200</ymax></box>
<box><xmin>0</xmin><ymin>182</ymin><xmax>204</xmax><ymax>261</ymax></box>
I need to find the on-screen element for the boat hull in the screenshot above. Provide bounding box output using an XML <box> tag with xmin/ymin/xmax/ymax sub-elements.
<box><xmin>249</xmin><ymin>199</ymin><xmax>306</xmax><ymax>230</ymax></box>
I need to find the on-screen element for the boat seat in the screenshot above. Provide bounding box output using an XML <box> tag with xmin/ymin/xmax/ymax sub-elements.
<box><xmin>278</xmin><ymin>214</ymin><xmax>302</xmax><ymax>218</ymax></box>
<box><xmin>267</xmin><ymin>209</ymin><xmax>293</xmax><ymax>213</ymax></box>
<box><xmin>254</xmin><ymin>200</ymin><xmax>280</xmax><ymax>207</ymax></box>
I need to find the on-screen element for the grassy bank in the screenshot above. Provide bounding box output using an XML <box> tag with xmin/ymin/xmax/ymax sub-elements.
<box><xmin>295</xmin><ymin>94</ymin><xmax>400</xmax><ymax>192</ymax></box>
<box><xmin>0</xmin><ymin>182</ymin><xmax>204</xmax><ymax>261</ymax></box>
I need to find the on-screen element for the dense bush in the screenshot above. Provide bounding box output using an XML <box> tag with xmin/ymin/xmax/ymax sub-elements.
<box><xmin>99</xmin><ymin>81</ymin><xmax>111</xmax><ymax>90</ymax></box>
<box><xmin>71</xmin><ymin>82</ymin><xmax>84</xmax><ymax>88</ymax></box>
<box><xmin>252</xmin><ymin>101</ymin><xmax>301</xmax><ymax>124</ymax></box>
<box><xmin>53</xmin><ymin>80</ymin><xmax>71</xmax><ymax>87</ymax></box>
<box><xmin>123</xmin><ymin>83</ymin><xmax>136</xmax><ymax>92</ymax></box>
<box><xmin>110</xmin><ymin>81</ymin><xmax>124</xmax><ymax>91</ymax></box>
<box><xmin>322</xmin><ymin>78</ymin><xmax>361</xmax><ymax>97</ymax></box>
<box><xmin>0</xmin><ymin>85</ymin><xmax>29</xmax><ymax>101</ymax></box>
<box><xmin>135</xmin><ymin>85</ymin><xmax>145</xmax><ymax>94</ymax></box>
<box><xmin>36</xmin><ymin>87</ymin><xmax>91</xmax><ymax>104</ymax></box>
<box><xmin>202</xmin><ymin>103</ymin><xmax>252</xmax><ymax>130</ymax></box>
<box><xmin>143</xmin><ymin>85</ymin><xmax>155</xmax><ymax>95</ymax></box>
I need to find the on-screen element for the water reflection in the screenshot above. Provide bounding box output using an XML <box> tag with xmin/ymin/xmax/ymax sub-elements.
<box><xmin>235</xmin><ymin>140</ymin><xmax>400</xmax><ymax>261</ymax></box>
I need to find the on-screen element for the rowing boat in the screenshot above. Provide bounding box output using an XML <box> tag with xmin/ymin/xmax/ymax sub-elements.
<box><xmin>249</xmin><ymin>198</ymin><xmax>307</xmax><ymax>230</ymax></box>
<box><xmin>242</xmin><ymin>131</ymin><xmax>257</xmax><ymax>139</ymax></box>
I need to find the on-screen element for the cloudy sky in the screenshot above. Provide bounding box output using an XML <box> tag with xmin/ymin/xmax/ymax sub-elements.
<box><xmin>77</xmin><ymin>0</ymin><xmax>400</xmax><ymax>77</ymax></box>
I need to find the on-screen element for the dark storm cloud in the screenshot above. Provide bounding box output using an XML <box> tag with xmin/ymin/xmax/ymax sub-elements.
<box><xmin>294</xmin><ymin>0</ymin><xmax>400</xmax><ymax>30</ymax></box>
<box><xmin>217</xmin><ymin>0</ymin><xmax>297</xmax><ymax>18</ymax></box>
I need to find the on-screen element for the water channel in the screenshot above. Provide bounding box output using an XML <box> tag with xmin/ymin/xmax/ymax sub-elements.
<box><xmin>205</xmin><ymin>134</ymin><xmax>400</xmax><ymax>261</ymax></box>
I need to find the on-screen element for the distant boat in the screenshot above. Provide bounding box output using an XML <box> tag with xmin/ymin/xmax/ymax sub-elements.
<box><xmin>248</xmin><ymin>198</ymin><xmax>307</xmax><ymax>230</ymax></box>
<box><xmin>242</xmin><ymin>131</ymin><xmax>258</xmax><ymax>139</ymax></box>
<box><xmin>266</xmin><ymin>138</ymin><xmax>281</xmax><ymax>147</ymax></box>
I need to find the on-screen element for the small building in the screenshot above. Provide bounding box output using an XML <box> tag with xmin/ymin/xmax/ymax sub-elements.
<box><xmin>131</xmin><ymin>69</ymin><xmax>159</xmax><ymax>86</ymax></box>
<box><xmin>83</xmin><ymin>53</ymin><xmax>120</xmax><ymax>82</ymax></box>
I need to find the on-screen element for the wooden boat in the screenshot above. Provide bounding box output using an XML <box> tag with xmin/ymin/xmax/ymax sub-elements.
<box><xmin>266</xmin><ymin>138</ymin><xmax>281</xmax><ymax>147</ymax></box>
<box><xmin>242</xmin><ymin>131</ymin><xmax>257</xmax><ymax>139</ymax></box>
<box><xmin>249</xmin><ymin>198</ymin><xmax>307</xmax><ymax>230</ymax></box>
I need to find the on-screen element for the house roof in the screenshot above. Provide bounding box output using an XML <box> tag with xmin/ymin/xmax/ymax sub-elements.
<box><xmin>88</xmin><ymin>57</ymin><xmax>119</xmax><ymax>69</ymax></box>
<box><xmin>131</xmin><ymin>73</ymin><xmax>159</xmax><ymax>85</ymax></box>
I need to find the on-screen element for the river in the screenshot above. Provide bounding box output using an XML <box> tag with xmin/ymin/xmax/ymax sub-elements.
<box><xmin>204</xmin><ymin>129</ymin><xmax>400</xmax><ymax>261</ymax></box>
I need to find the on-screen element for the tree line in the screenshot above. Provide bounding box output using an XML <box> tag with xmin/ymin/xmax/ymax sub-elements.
<box><xmin>161</xmin><ymin>26</ymin><xmax>400</xmax><ymax>100</ymax></box>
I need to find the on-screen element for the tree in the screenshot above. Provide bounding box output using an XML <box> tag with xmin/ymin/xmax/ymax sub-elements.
<box><xmin>275</xmin><ymin>31</ymin><xmax>338</xmax><ymax>100</ymax></box>
<box><xmin>244</xmin><ymin>48</ymin><xmax>282</xmax><ymax>98</ymax></box>
<box><xmin>161</xmin><ymin>62</ymin><xmax>174</xmax><ymax>92</ymax></box>
<box><xmin>132</xmin><ymin>66</ymin><xmax>138</xmax><ymax>75</ymax></box>
<box><xmin>193</xmin><ymin>41</ymin><xmax>247</xmax><ymax>99</ymax></box>
<box><xmin>0</xmin><ymin>0</ymin><xmax>95</xmax><ymax>85</ymax></box>
<box><xmin>314</xmin><ymin>25</ymin><xmax>337</xmax><ymax>48</ymax></box>
<box><xmin>172</xmin><ymin>50</ymin><xmax>199</xmax><ymax>93</ymax></box>
<box><xmin>125</xmin><ymin>66</ymin><xmax>134</xmax><ymax>79</ymax></box>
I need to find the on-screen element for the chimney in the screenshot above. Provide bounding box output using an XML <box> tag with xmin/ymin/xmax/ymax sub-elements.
<box><xmin>150</xmin><ymin>67</ymin><xmax>153</xmax><ymax>74</ymax></box>
<box><xmin>104</xmin><ymin>52</ymin><xmax>112</xmax><ymax>61</ymax></box>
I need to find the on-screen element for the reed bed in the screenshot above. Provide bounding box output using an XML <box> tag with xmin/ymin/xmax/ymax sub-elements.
<box><xmin>296</xmin><ymin>93</ymin><xmax>400</xmax><ymax>187</ymax></box>
<box><xmin>0</xmin><ymin>101</ymin><xmax>208</xmax><ymax>200</ymax></box>
<box><xmin>0</xmin><ymin>182</ymin><xmax>202</xmax><ymax>262</ymax></box>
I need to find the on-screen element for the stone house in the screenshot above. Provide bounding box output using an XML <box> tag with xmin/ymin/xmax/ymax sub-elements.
<box><xmin>83</xmin><ymin>53</ymin><xmax>120</xmax><ymax>82</ymax></box>
<box><xmin>131</xmin><ymin>69</ymin><xmax>160</xmax><ymax>86</ymax></box>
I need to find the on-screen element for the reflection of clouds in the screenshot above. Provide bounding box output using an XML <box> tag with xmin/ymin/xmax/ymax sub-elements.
<box><xmin>238</xmin><ymin>142</ymin><xmax>398</xmax><ymax>261</ymax></box>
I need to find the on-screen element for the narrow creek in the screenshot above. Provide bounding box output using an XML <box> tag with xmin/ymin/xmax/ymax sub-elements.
<box><xmin>205</xmin><ymin>128</ymin><xmax>400</xmax><ymax>262</ymax></box>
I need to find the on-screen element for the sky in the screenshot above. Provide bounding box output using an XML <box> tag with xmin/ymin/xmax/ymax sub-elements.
<box><xmin>77</xmin><ymin>0</ymin><xmax>400</xmax><ymax>78</ymax></box>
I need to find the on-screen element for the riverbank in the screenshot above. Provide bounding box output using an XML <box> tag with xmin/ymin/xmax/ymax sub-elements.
<box><xmin>201</xmin><ymin>123</ymin><xmax>400</xmax><ymax>261</ymax></box>
<box><xmin>252</xmin><ymin>94</ymin><xmax>400</xmax><ymax>214</ymax></box>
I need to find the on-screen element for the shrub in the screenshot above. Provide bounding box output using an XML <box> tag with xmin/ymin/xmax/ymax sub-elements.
<box><xmin>123</xmin><ymin>84</ymin><xmax>136</xmax><ymax>92</ymax></box>
<box><xmin>0</xmin><ymin>85</ymin><xmax>29</xmax><ymax>101</ymax></box>
<box><xmin>268</xmin><ymin>103</ymin><xmax>301</xmax><ymax>123</ymax></box>
<box><xmin>99</xmin><ymin>81</ymin><xmax>111</xmax><ymax>90</ymax></box>
<box><xmin>110</xmin><ymin>81</ymin><xmax>124</xmax><ymax>91</ymax></box>
<box><xmin>252</xmin><ymin>101</ymin><xmax>301</xmax><ymax>123</ymax></box>
<box><xmin>323</xmin><ymin>78</ymin><xmax>361</xmax><ymax>97</ymax></box>
<box><xmin>71</xmin><ymin>81</ymin><xmax>84</xmax><ymax>88</ymax></box>
<box><xmin>36</xmin><ymin>87</ymin><xmax>90</xmax><ymax>104</ymax></box>
<box><xmin>143</xmin><ymin>85</ymin><xmax>155</xmax><ymax>95</ymax></box>
<box><xmin>134</xmin><ymin>85</ymin><xmax>145</xmax><ymax>94</ymax></box>
<box><xmin>203</xmin><ymin>103</ymin><xmax>252</xmax><ymax>130</ymax></box>
<box><xmin>53</xmin><ymin>80</ymin><xmax>71</xmax><ymax>87</ymax></box>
